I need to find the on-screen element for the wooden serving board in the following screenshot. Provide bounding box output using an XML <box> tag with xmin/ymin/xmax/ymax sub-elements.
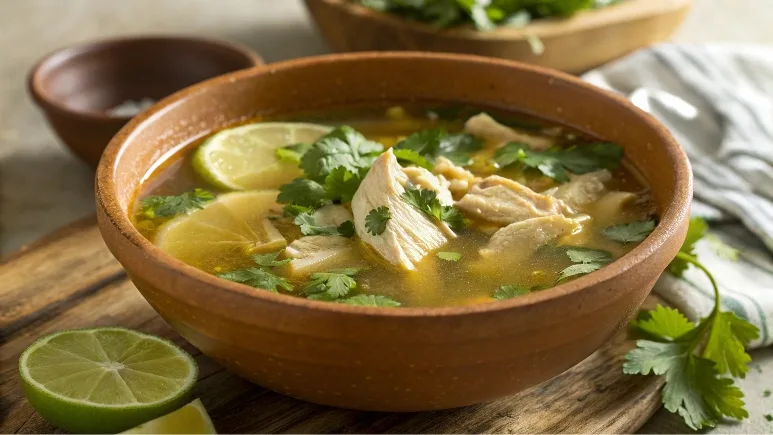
<box><xmin>0</xmin><ymin>217</ymin><xmax>664</xmax><ymax>434</ymax></box>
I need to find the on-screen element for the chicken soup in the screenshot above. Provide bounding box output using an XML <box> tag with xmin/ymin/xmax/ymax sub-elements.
<box><xmin>132</xmin><ymin>105</ymin><xmax>656</xmax><ymax>307</ymax></box>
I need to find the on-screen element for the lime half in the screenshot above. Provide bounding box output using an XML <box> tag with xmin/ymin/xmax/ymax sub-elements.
<box><xmin>122</xmin><ymin>398</ymin><xmax>216</xmax><ymax>434</ymax></box>
<box><xmin>154</xmin><ymin>190</ymin><xmax>285</xmax><ymax>272</ymax></box>
<box><xmin>19</xmin><ymin>328</ymin><xmax>198</xmax><ymax>434</ymax></box>
<box><xmin>193</xmin><ymin>122</ymin><xmax>331</xmax><ymax>190</ymax></box>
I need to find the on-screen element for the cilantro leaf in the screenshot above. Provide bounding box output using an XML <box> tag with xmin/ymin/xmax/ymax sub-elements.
<box><xmin>557</xmin><ymin>247</ymin><xmax>613</xmax><ymax>281</ymax></box>
<box><xmin>394</xmin><ymin>128</ymin><xmax>482</xmax><ymax>167</ymax></box>
<box><xmin>275</xmin><ymin>142</ymin><xmax>313</xmax><ymax>164</ymax></box>
<box><xmin>337</xmin><ymin>220</ymin><xmax>356</xmax><ymax>238</ymax></box>
<box><xmin>218</xmin><ymin>267</ymin><xmax>293</xmax><ymax>292</ymax></box>
<box><xmin>401</xmin><ymin>187</ymin><xmax>469</xmax><ymax>231</ymax></box>
<box><xmin>602</xmin><ymin>220</ymin><xmax>656</xmax><ymax>243</ymax></box>
<box><xmin>303</xmin><ymin>268</ymin><xmax>362</xmax><ymax>301</ymax></box>
<box><xmin>566</xmin><ymin>247</ymin><xmax>613</xmax><ymax>264</ymax></box>
<box><xmin>703</xmin><ymin>311</ymin><xmax>758</xmax><ymax>377</ymax></box>
<box><xmin>251</xmin><ymin>251</ymin><xmax>292</xmax><ymax>267</ymax></box>
<box><xmin>365</xmin><ymin>206</ymin><xmax>391</xmax><ymax>236</ymax></box>
<box><xmin>493</xmin><ymin>285</ymin><xmax>530</xmax><ymax>300</ymax></box>
<box><xmin>140</xmin><ymin>188</ymin><xmax>214</xmax><ymax>218</ymax></box>
<box><xmin>283</xmin><ymin>204</ymin><xmax>311</xmax><ymax>217</ymax></box>
<box><xmin>340</xmin><ymin>294</ymin><xmax>401</xmax><ymax>307</ymax></box>
<box><xmin>293</xmin><ymin>211</ymin><xmax>355</xmax><ymax>237</ymax></box>
<box><xmin>324</xmin><ymin>167</ymin><xmax>363</xmax><ymax>203</ymax></box>
<box><xmin>393</xmin><ymin>148</ymin><xmax>434</xmax><ymax>170</ymax></box>
<box><xmin>623</xmin><ymin>216</ymin><xmax>759</xmax><ymax>430</ymax></box>
<box><xmin>300</xmin><ymin>126</ymin><xmax>383</xmax><ymax>182</ymax></box>
<box><xmin>437</xmin><ymin>251</ymin><xmax>462</xmax><ymax>261</ymax></box>
<box><xmin>631</xmin><ymin>305</ymin><xmax>695</xmax><ymax>341</ymax></box>
<box><xmin>705</xmin><ymin>234</ymin><xmax>739</xmax><ymax>261</ymax></box>
<box><xmin>668</xmin><ymin>217</ymin><xmax>708</xmax><ymax>277</ymax></box>
<box><xmin>493</xmin><ymin>142</ymin><xmax>623</xmax><ymax>182</ymax></box>
<box><xmin>277</xmin><ymin>178</ymin><xmax>326</xmax><ymax>208</ymax></box>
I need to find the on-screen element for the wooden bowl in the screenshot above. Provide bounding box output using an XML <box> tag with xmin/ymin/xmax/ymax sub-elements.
<box><xmin>96</xmin><ymin>52</ymin><xmax>691</xmax><ymax>411</ymax></box>
<box><xmin>304</xmin><ymin>0</ymin><xmax>693</xmax><ymax>74</ymax></box>
<box><xmin>28</xmin><ymin>36</ymin><xmax>264</xmax><ymax>167</ymax></box>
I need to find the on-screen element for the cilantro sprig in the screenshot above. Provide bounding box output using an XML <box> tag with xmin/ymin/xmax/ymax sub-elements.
<box><xmin>294</xmin><ymin>212</ymin><xmax>355</xmax><ymax>238</ymax></box>
<box><xmin>493</xmin><ymin>142</ymin><xmax>623</xmax><ymax>182</ymax></box>
<box><xmin>602</xmin><ymin>219</ymin><xmax>656</xmax><ymax>243</ymax></box>
<box><xmin>140</xmin><ymin>188</ymin><xmax>214</xmax><ymax>218</ymax></box>
<box><xmin>493</xmin><ymin>285</ymin><xmax>530</xmax><ymax>300</ymax></box>
<box><xmin>301</xmin><ymin>268</ymin><xmax>400</xmax><ymax>306</ymax></box>
<box><xmin>299</xmin><ymin>126</ymin><xmax>383</xmax><ymax>183</ymax></box>
<box><xmin>217</xmin><ymin>251</ymin><xmax>293</xmax><ymax>292</ymax></box>
<box><xmin>623</xmin><ymin>217</ymin><xmax>760</xmax><ymax>430</ymax></box>
<box><xmin>394</xmin><ymin>128</ymin><xmax>482</xmax><ymax>167</ymax></box>
<box><xmin>437</xmin><ymin>251</ymin><xmax>461</xmax><ymax>261</ymax></box>
<box><xmin>401</xmin><ymin>187</ymin><xmax>468</xmax><ymax>231</ymax></box>
<box><xmin>365</xmin><ymin>206</ymin><xmax>391</xmax><ymax>236</ymax></box>
<box><xmin>557</xmin><ymin>247</ymin><xmax>613</xmax><ymax>281</ymax></box>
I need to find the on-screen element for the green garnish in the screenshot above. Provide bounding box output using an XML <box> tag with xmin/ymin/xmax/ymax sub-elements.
<box><xmin>251</xmin><ymin>251</ymin><xmax>292</xmax><ymax>267</ymax></box>
<box><xmin>765</xmin><ymin>414</ymin><xmax>773</xmax><ymax>422</ymax></box>
<box><xmin>282</xmin><ymin>204</ymin><xmax>311</xmax><ymax>217</ymax></box>
<box><xmin>705</xmin><ymin>234</ymin><xmax>739</xmax><ymax>261</ymax></box>
<box><xmin>303</xmin><ymin>268</ymin><xmax>362</xmax><ymax>301</ymax></box>
<box><xmin>624</xmin><ymin>217</ymin><xmax>760</xmax><ymax>430</ymax></box>
<box><xmin>764</xmin><ymin>390</ymin><xmax>771</xmax><ymax>397</ymax></box>
<box><xmin>217</xmin><ymin>250</ymin><xmax>293</xmax><ymax>292</ymax></box>
<box><xmin>140</xmin><ymin>188</ymin><xmax>214</xmax><ymax>218</ymax></box>
<box><xmin>365</xmin><ymin>206</ymin><xmax>391</xmax><ymax>236</ymax></box>
<box><xmin>602</xmin><ymin>219</ymin><xmax>657</xmax><ymax>243</ymax></box>
<box><xmin>299</xmin><ymin>126</ymin><xmax>383</xmax><ymax>182</ymax></box>
<box><xmin>393</xmin><ymin>148</ymin><xmax>434</xmax><ymax>170</ymax></box>
<box><xmin>293</xmin><ymin>212</ymin><xmax>355</xmax><ymax>237</ymax></box>
<box><xmin>557</xmin><ymin>247</ymin><xmax>613</xmax><ymax>281</ymax></box>
<box><xmin>493</xmin><ymin>285</ymin><xmax>530</xmax><ymax>300</ymax></box>
<box><xmin>493</xmin><ymin>142</ymin><xmax>623</xmax><ymax>182</ymax></box>
<box><xmin>324</xmin><ymin>167</ymin><xmax>364</xmax><ymax>203</ymax></box>
<box><xmin>340</xmin><ymin>294</ymin><xmax>401</xmax><ymax>307</ymax></box>
<box><xmin>437</xmin><ymin>251</ymin><xmax>462</xmax><ymax>261</ymax></box>
<box><xmin>394</xmin><ymin>128</ymin><xmax>482</xmax><ymax>166</ymax></box>
<box><xmin>275</xmin><ymin>142</ymin><xmax>313</xmax><ymax>164</ymax></box>
<box><xmin>277</xmin><ymin>178</ymin><xmax>326</xmax><ymax>208</ymax></box>
<box><xmin>401</xmin><ymin>187</ymin><xmax>468</xmax><ymax>231</ymax></box>
<box><xmin>357</xmin><ymin>0</ymin><xmax>604</xmax><ymax>31</ymax></box>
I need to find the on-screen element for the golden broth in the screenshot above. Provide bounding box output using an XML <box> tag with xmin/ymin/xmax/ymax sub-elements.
<box><xmin>132</xmin><ymin>104</ymin><xmax>653</xmax><ymax>307</ymax></box>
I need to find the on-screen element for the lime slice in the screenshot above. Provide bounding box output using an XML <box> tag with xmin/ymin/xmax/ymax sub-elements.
<box><xmin>121</xmin><ymin>398</ymin><xmax>216</xmax><ymax>434</ymax></box>
<box><xmin>19</xmin><ymin>328</ymin><xmax>197</xmax><ymax>434</ymax></box>
<box><xmin>193</xmin><ymin>122</ymin><xmax>332</xmax><ymax>190</ymax></box>
<box><xmin>155</xmin><ymin>190</ymin><xmax>285</xmax><ymax>272</ymax></box>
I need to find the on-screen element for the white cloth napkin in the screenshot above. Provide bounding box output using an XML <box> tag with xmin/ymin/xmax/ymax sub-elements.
<box><xmin>582</xmin><ymin>44</ymin><xmax>773</xmax><ymax>348</ymax></box>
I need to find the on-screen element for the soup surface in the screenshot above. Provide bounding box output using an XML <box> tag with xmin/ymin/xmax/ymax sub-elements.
<box><xmin>132</xmin><ymin>104</ymin><xmax>656</xmax><ymax>307</ymax></box>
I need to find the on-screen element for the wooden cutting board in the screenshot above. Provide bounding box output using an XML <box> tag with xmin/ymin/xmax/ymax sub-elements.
<box><xmin>0</xmin><ymin>217</ymin><xmax>665</xmax><ymax>434</ymax></box>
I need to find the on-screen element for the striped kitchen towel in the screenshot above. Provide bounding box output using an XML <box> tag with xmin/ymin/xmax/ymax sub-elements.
<box><xmin>583</xmin><ymin>44</ymin><xmax>773</xmax><ymax>348</ymax></box>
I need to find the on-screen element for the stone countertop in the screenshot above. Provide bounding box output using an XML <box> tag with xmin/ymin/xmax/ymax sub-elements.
<box><xmin>2</xmin><ymin>0</ymin><xmax>772</xmax><ymax>433</ymax></box>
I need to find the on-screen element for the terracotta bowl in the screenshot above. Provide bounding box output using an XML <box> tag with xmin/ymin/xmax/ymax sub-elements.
<box><xmin>28</xmin><ymin>36</ymin><xmax>264</xmax><ymax>167</ymax></box>
<box><xmin>304</xmin><ymin>0</ymin><xmax>693</xmax><ymax>74</ymax></box>
<box><xmin>96</xmin><ymin>52</ymin><xmax>691</xmax><ymax>411</ymax></box>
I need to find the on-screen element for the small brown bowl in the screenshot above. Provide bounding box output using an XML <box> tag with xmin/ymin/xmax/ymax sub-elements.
<box><xmin>28</xmin><ymin>36</ymin><xmax>264</xmax><ymax>167</ymax></box>
<box><xmin>304</xmin><ymin>0</ymin><xmax>692</xmax><ymax>74</ymax></box>
<box><xmin>96</xmin><ymin>52</ymin><xmax>691</xmax><ymax>411</ymax></box>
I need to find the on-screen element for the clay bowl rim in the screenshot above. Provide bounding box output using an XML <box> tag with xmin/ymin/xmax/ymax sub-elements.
<box><xmin>307</xmin><ymin>0</ymin><xmax>694</xmax><ymax>41</ymax></box>
<box><xmin>96</xmin><ymin>51</ymin><xmax>692</xmax><ymax>318</ymax></box>
<box><xmin>27</xmin><ymin>35</ymin><xmax>265</xmax><ymax>122</ymax></box>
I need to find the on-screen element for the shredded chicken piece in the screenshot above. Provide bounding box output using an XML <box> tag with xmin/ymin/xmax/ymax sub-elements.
<box><xmin>456</xmin><ymin>175</ymin><xmax>574</xmax><ymax>225</ymax></box>
<box><xmin>549</xmin><ymin>170</ymin><xmax>611</xmax><ymax>210</ymax></box>
<box><xmin>433</xmin><ymin>156</ymin><xmax>478</xmax><ymax>197</ymax></box>
<box><xmin>285</xmin><ymin>235</ymin><xmax>361</xmax><ymax>277</ymax></box>
<box><xmin>480</xmin><ymin>215</ymin><xmax>581</xmax><ymax>258</ymax></box>
<box><xmin>464</xmin><ymin>112</ymin><xmax>554</xmax><ymax>151</ymax></box>
<box><xmin>351</xmin><ymin>149</ymin><xmax>454</xmax><ymax>270</ymax></box>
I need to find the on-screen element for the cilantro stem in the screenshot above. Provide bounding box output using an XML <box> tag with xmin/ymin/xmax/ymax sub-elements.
<box><xmin>674</xmin><ymin>251</ymin><xmax>721</xmax><ymax>357</ymax></box>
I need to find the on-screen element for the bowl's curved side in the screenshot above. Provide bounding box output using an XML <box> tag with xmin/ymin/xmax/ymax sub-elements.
<box><xmin>304</xmin><ymin>0</ymin><xmax>693</xmax><ymax>73</ymax></box>
<box><xmin>96</xmin><ymin>52</ymin><xmax>691</xmax><ymax>410</ymax></box>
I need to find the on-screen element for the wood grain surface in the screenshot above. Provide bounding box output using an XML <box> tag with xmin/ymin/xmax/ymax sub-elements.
<box><xmin>0</xmin><ymin>217</ymin><xmax>665</xmax><ymax>434</ymax></box>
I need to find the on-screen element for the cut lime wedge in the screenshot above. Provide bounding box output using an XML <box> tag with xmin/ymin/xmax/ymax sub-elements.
<box><xmin>19</xmin><ymin>328</ymin><xmax>198</xmax><ymax>434</ymax></box>
<box><xmin>122</xmin><ymin>398</ymin><xmax>216</xmax><ymax>434</ymax></box>
<box><xmin>154</xmin><ymin>190</ymin><xmax>285</xmax><ymax>272</ymax></box>
<box><xmin>192</xmin><ymin>122</ymin><xmax>331</xmax><ymax>190</ymax></box>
